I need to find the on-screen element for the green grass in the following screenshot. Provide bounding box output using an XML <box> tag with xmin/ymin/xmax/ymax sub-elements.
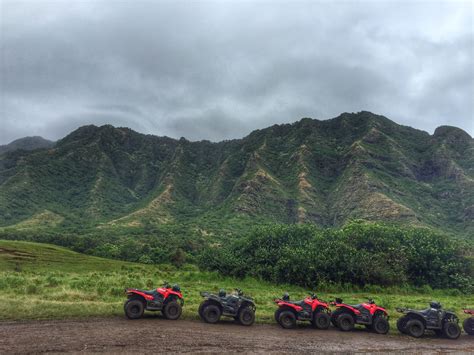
<box><xmin>1</xmin><ymin>239</ymin><xmax>472</xmax><ymax>333</ymax></box>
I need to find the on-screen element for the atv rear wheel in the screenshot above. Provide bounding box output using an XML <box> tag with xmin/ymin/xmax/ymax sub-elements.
<box><xmin>463</xmin><ymin>317</ymin><xmax>474</xmax><ymax>335</ymax></box>
<box><xmin>238</xmin><ymin>306</ymin><xmax>255</xmax><ymax>326</ymax></box>
<box><xmin>163</xmin><ymin>301</ymin><xmax>182</xmax><ymax>320</ymax></box>
<box><xmin>274</xmin><ymin>308</ymin><xmax>283</xmax><ymax>325</ymax></box>
<box><xmin>405</xmin><ymin>319</ymin><xmax>425</xmax><ymax>338</ymax></box>
<box><xmin>313</xmin><ymin>312</ymin><xmax>330</xmax><ymax>330</ymax></box>
<box><xmin>443</xmin><ymin>321</ymin><xmax>461</xmax><ymax>339</ymax></box>
<box><xmin>278</xmin><ymin>311</ymin><xmax>297</xmax><ymax>329</ymax></box>
<box><xmin>336</xmin><ymin>313</ymin><xmax>355</xmax><ymax>331</ymax></box>
<box><xmin>372</xmin><ymin>316</ymin><xmax>389</xmax><ymax>334</ymax></box>
<box><xmin>396</xmin><ymin>316</ymin><xmax>409</xmax><ymax>334</ymax></box>
<box><xmin>202</xmin><ymin>304</ymin><xmax>221</xmax><ymax>324</ymax></box>
<box><xmin>124</xmin><ymin>299</ymin><xmax>144</xmax><ymax>319</ymax></box>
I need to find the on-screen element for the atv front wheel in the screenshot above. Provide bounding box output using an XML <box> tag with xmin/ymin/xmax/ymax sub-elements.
<box><xmin>330</xmin><ymin>309</ymin><xmax>343</xmax><ymax>328</ymax></box>
<box><xmin>372</xmin><ymin>316</ymin><xmax>389</xmax><ymax>334</ymax></box>
<box><xmin>202</xmin><ymin>304</ymin><xmax>221</xmax><ymax>324</ymax></box>
<box><xmin>313</xmin><ymin>312</ymin><xmax>330</xmax><ymax>330</ymax></box>
<box><xmin>278</xmin><ymin>311</ymin><xmax>297</xmax><ymax>329</ymax></box>
<box><xmin>396</xmin><ymin>316</ymin><xmax>409</xmax><ymax>334</ymax></box>
<box><xmin>238</xmin><ymin>307</ymin><xmax>255</xmax><ymax>326</ymax></box>
<box><xmin>124</xmin><ymin>299</ymin><xmax>144</xmax><ymax>319</ymax></box>
<box><xmin>443</xmin><ymin>321</ymin><xmax>461</xmax><ymax>340</ymax></box>
<box><xmin>463</xmin><ymin>317</ymin><xmax>474</xmax><ymax>335</ymax></box>
<box><xmin>163</xmin><ymin>301</ymin><xmax>182</xmax><ymax>320</ymax></box>
<box><xmin>198</xmin><ymin>301</ymin><xmax>206</xmax><ymax>319</ymax></box>
<box><xmin>405</xmin><ymin>319</ymin><xmax>425</xmax><ymax>338</ymax></box>
<box><xmin>336</xmin><ymin>313</ymin><xmax>355</xmax><ymax>331</ymax></box>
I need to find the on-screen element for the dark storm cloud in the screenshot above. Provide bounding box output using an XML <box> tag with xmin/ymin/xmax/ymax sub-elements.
<box><xmin>0</xmin><ymin>0</ymin><xmax>472</xmax><ymax>144</ymax></box>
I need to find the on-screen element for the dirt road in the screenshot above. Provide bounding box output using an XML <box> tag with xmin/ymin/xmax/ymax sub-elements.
<box><xmin>0</xmin><ymin>317</ymin><xmax>472</xmax><ymax>354</ymax></box>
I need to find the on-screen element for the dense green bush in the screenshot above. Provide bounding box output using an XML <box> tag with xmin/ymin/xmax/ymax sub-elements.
<box><xmin>199</xmin><ymin>221</ymin><xmax>473</xmax><ymax>292</ymax></box>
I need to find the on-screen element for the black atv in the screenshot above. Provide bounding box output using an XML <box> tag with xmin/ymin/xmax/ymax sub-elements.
<box><xmin>198</xmin><ymin>288</ymin><xmax>256</xmax><ymax>326</ymax></box>
<box><xmin>396</xmin><ymin>302</ymin><xmax>461</xmax><ymax>339</ymax></box>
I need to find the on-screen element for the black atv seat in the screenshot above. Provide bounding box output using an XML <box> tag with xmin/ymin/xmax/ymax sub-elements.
<box><xmin>134</xmin><ymin>289</ymin><xmax>157</xmax><ymax>295</ymax></box>
<box><xmin>420</xmin><ymin>308</ymin><xmax>438</xmax><ymax>316</ymax></box>
<box><xmin>348</xmin><ymin>304</ymin><xmax>362</xmax><ymax>309</ymax></box>
<box><xmin>287</xmin><ymin>300</ymin><xmax>306</xmax><ymax>307</ymax></box>
<box><xmin>222</xmin><ymin>294</ymin><xmax>240</xmax><ymax>301</ymax></box>
<box><xmin>349</xmin><ymin>304</ymin><xmax>369</xmax><ymax>313</ymax></box>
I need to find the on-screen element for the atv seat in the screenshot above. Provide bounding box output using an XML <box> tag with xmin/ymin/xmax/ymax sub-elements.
<box><xmin>349</xmin><ymin>304</ymin><xmax>370</xmax><ymax>314</ymax></box>
<box><xmin>287</xmin><ymin>300</ymin><xmax>306</xmax><ymax>307</ymax></box>
<box><xmin>133</xmin><ymin>289</ymin><xmax>157</xmax><ymax>296</ymax></box>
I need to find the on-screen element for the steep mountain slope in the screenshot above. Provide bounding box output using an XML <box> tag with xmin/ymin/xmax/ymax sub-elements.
<box><xmin>0</xmin><ymin>136</ymin><xmax>54</xmax><ymax>155</ymax></box>
<box><xmin>0</xmin><ymin>112</ymin><xmax>472</xmax><ymax>237</ymax></box>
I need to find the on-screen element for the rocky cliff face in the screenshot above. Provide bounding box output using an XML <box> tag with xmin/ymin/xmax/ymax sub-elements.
<box><xmin>0</xmin><ymin>111</ymin><xmax>472</xmax><ymax>237</ymax></box>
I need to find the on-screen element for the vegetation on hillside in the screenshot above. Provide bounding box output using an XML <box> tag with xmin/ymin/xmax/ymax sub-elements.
<box><xmin>1</xmin><ymin>221</ymin><xmax>472</xmax><ymax>292</ymax></box>
<box><xmin>1</xmin><ymin>111</ymin><xmax>472</xmax><ymax>237</ymax></box>
<box><xmin>1</xmin><ymin>240</ymin><xmax>472</xmax><ymax>329</ymax></box>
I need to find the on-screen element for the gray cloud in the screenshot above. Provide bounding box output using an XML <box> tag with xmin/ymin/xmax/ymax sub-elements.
<box><xmin>0</xmin><ymin>0</ymin><xmax>472</xmax><ymax>144</ymax></box>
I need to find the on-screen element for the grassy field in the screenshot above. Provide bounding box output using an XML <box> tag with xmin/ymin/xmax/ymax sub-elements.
<box><xmin>1</xmin><ymin>239</ymin><xmax>473</xmax><ymax>332</ymax></box>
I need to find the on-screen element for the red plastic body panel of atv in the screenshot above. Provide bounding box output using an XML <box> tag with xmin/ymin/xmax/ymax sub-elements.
<box><xmin>275</xmin><ymin>300</ymin><xmax>303</xmax><ymax>312</ymax></box>
<box><xmin>332</xmin><ymin>302</ymin><xmax>388</xmax><ymax>316</ymax></box>
<box><xmin>156</xmin><ymin>287</ymin><xmax>183</xmax><ymax>299</ymax></box>
<box><xmin>274</xmin><ymin>297</ymin><xmax>330</xmax><ymax>312</ymax></box>
<box><xmin>126</xmin><ymin>289</ymin><xmax>154</xmax><ymax>301</ymax></box>
<box><xmin>464</xmin><ymin>309</ymin><xmax>474</xmax><ymax>316</ymax></box>
<box><xmin>126</xmin><ymin>287</ymin><xmax>183</xmax><ymax>301</ymax></box>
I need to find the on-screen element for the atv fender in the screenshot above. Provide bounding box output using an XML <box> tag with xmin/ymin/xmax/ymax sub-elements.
<box><xmin>278</xmin><ymin>305</ymin><xmax>298</xmax><ymax>316</ymax></box>
<box><xmin>240</xmin><ymin>300</ymin><xmax>256</xmax><ymax>311</ymax></box>
<box><xmin>127</xmin><ymin>294</ymin><xmax>147</xmax><ymax>304</ymax></box>
<box><xmin>203</xmin><ymin>299</ymin><xmax>223</xmax><ymax>311</ymax></box>
<box><xmin>403</xmin><ymin>312</ymin><xmax>426</xmax><ymax>326</ymax></box>
<box><xmin>165</xmin><ymin>294</ymin><xmax>184</xmax><ymax>306</ymax></box>
<box><xmin>315</xmin><ymin>305</ymin><xmax>330</xmax><ymax>313</ymax></box>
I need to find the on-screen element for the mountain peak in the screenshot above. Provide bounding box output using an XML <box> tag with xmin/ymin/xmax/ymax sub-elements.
<box><xmin>0</xmin><ymin>136</ymin><xmax>54</xmax><ymax>155</ymax></box>
<box><xmin>434</xmin><ymin>125</ymin><xmax>472</xmax><ymax>140</ymax></box>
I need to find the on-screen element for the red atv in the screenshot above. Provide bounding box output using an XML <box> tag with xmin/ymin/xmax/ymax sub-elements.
<box><xmin>274</xmin><ymin>292</ymin><xmax>331</xmax><ymax>329</ymax></box>
<box><xmin>330</xmin><ymin>298</ymin><xmax>389</xmax><ymax>334</ymax></box>
<box><xmin>463</xmin><ymin>309</ymin><xmax>474</xmax><ymax>335</ymax></box>
<box><xmin>124</xmin><ymin>282</ymin><xmax>183</xmax><ymax>320</ymax></box>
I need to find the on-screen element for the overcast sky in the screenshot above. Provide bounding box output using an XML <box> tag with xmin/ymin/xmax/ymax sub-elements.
<box><xmin>0</xmin><ymin>0</ymin><xmax>473</xmax><ymax>144</ymax></box>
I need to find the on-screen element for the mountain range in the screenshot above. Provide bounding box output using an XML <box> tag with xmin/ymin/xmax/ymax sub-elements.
<box><xmin>0</xmin><ymin>111</ymin><xmax>472</xmax><ymax>237</ymax></box>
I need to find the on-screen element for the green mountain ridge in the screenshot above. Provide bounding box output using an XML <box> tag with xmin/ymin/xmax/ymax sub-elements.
<box><xmin>0</xmin><ymin>111</ymin><xmax>472</xmax><ymax>237</ymax></box>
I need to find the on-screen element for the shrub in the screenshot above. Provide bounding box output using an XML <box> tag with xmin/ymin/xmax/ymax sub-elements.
<box><xmin>198</xmin><ymin>221</ymin><xmax>473</xmax><ymax>292</ymax></box>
